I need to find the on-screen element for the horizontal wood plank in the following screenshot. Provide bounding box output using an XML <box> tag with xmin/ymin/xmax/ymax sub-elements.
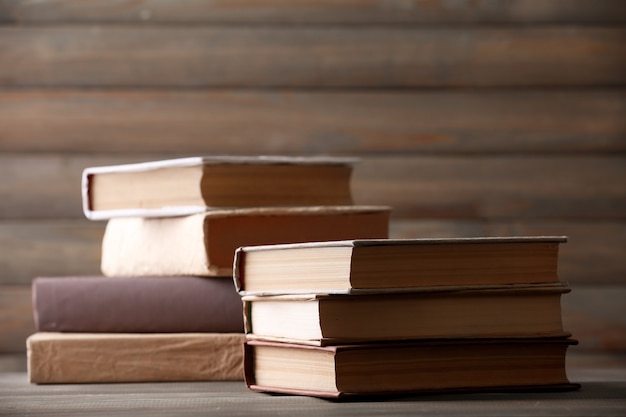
<box><xmin>2</xmin><ymin>284</ymin><xmax>623</xmax><ymax>353</ymax></box>
<box><xmin>1</xmin><ymin>0</ymin><xmax>625</xmax><ymax>25</ymax></box>
<box><xmin>0</xmin><ymin>219</ymin><xmax>623</xmax><ymax>286</ymax></box>
<box><xmin>1</xmin><ymin>26</ymin><xmax>624</xmax><ymax>88</ymax></box>
<box><xmin>2</xmin><ymin>376</ymin><xmax>626</xmax><ymax>417</ymax></box>
<box><xmin>353</xmin><ymin>156</ymin><xmax>626</xmax><ymax>219</ymax></box>
<box><xmin>2</xmin><ymin>154</ymin><xmax>624</xmax><ymax>220</ymax></box>
<box><xmin>1</xmin><ymin>89</ymin><xmax>624</xmax><ymax>154</ymax></box>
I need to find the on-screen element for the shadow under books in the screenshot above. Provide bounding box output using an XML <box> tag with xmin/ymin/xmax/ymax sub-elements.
<box><xmin>263</xmin><ymin>381</ymin><xmax>626</xmax><ymax>403</ymax></box>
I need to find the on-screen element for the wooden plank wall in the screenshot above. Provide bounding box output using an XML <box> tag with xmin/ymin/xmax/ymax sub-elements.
<box><xmin>1</xmin><ymin>1</ymin><xmax>625</xmax><ymax>365</ymax></box>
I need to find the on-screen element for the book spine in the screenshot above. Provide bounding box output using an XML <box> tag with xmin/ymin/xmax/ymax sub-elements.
<box><xmin>233</xmin><ymin>247</ymin><xmax>245</xmax><ymax>292</ymax></box>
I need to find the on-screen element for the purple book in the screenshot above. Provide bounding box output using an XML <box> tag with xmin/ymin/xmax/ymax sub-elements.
<box><xmin>32</xmin><ymin>276</ymin><xmax>243</xmax><ymax>333</ymax></box>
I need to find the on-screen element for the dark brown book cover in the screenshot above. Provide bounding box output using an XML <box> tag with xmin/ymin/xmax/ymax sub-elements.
<box><xmin>33</xmin><ymin>276</ymin><xmax>244</xmax><ymax>333</ymax></box>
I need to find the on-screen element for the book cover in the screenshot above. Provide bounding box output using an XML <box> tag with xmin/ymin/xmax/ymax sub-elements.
<box><xmin>32</xmin><ymin>276</ymin><xmax>244</xmax><ymax>333</ymax></box>
<box><xmin>27</xmin><ymin>332</ymin><xmax>246</xmax><ymax>384</ymax></box>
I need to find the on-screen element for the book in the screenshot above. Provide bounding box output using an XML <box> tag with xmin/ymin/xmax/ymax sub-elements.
<box><xmin>32</xmin><ymin>276</ymin><xmax>244</xmax><ymax>333</ymax></box>
<box><xmin>27</xmin><ymin>332</ymin><xmax>245</xmax><ymax>383</ymax></box>
<box><xmin>82</xmin><ymin>155</ymin><xmax>356</xmax><ymax>220</ymax></box>
<box><xmin>244</xmin><ymin>338</ymin><xmax>579</xmax><ymax>398</ymax></box>
<box><xmin>101</xmin><ymin>206</ymin><xmax>389</xmax><ymax>277</ymax></box>
<box><xmin>234</xmin><ymin>236</ymin><xmax>567</xmax><ymax>295</ymax></box>
<box><xmin>243</xmin><ymin>285</ymin><xmax>569</xmax><ymax>345</ymax></box>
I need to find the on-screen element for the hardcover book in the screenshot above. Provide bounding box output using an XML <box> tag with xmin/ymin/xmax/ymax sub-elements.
<box><xmin>243</xmin><ymin>284</ymin><xmax>570</xmax><ymax>345</ymax></box>
<box><xmin>244</xmin><ymin>338</ymin><xmax>579</xmax><ymax>398</ymax></box>
<box><xmin>32</xmin><ymin>276</ymin><xmax>244</xmax><ymax>333</ymax></box>
<box><xmin>82</xmin><ymin>155</ymin><xmax>357</xmax><ymax>220</ymax></box>
<box><xmin>234</xmin><ymin>236</ymin><xmax>566</xmax><ymax>295</ymax></box>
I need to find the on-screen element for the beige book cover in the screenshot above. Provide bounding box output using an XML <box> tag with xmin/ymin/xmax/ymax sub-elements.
<box><xmin>27</xmin><ymin>332</ymin><xmax>245</xmax><ymax>383</ymax></box>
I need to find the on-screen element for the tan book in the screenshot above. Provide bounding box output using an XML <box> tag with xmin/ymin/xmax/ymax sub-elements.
<box><xmin>82</xmin><ymin>155</ymin><xmax>356</xmax><ymax>220</ymax></box>
<box><xmin>234</xmin><ymin>236</ymin><xmax>566</xmax><ymax>295</ymax></box>
<box><xmin>243</xmin><ymin>285</ymin><xmax>570</xmax><ymax>346</ymax></box>
<box><xmin>245</xmin><ymin>338</ymin><xmax>579</xmax><ymax>398</ymax></box>
<box><xmin>27</xmin><ymin>332</ymin><xmax>245</xmax><ymax>384</ymax></box>
<box><xmin>101</xmin><ymin>206</ymin><xmax>389</xmax><ymax>277</ymax></box>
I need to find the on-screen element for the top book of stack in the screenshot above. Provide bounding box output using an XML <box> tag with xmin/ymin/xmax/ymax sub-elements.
<box><xmin>82</xmin><ymin>156</ymin><xmax>357</xmax><ymax>220</ymax></box>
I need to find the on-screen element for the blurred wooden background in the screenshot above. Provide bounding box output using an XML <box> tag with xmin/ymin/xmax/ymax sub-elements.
<box><xmin>1</xmin><ymin>0</ymin><xmax>625</xmax><ymax>370</ymax></box>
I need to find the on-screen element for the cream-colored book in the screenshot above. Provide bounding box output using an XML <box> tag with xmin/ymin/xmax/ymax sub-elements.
<box><xmin>101</xmin><ymin>206</ymin><xmax>389</xmax><ymax>277</ymax></box>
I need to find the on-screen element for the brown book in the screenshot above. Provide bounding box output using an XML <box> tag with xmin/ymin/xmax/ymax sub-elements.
<box><xmin>243</xmin><ymin>285</ymin><xmax>570</xmax><ymax>345</ymax></box>
<box><xmin>101</xmin><ymin>206</ymin><xmax>389</xmax><ymax>277</ymax></box>
<box><xmin>32</xmin><ymin>276</ymin><xmax>244</xmax><ymax>333</ymax></box>
<box><xmin>82</xmin><ymin>156</ymin><xmax>356</xmax><ymax>220</ymax></box>
<box><xmin>244</xmin><ymin>338</ymin><xmax>579</xmax><ymax>398</ymax></box>
<box><xmin>27</xmin><ymin>332</ymin><xmax>245</xmax><ymax>384</ymax></box>
<box><xmin>234</xmin><ymin>236</ymin><xmax>566</xmax><ymax>295</ymax></box>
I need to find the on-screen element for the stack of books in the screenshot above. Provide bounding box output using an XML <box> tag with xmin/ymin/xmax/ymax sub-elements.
<box><xmin>234</xmin><ymin>237</ymin><xmax>580</xmax><ymax>398</ymax></box>
<box><xmin>26</xmin><ymin>156</ymin><xmax>391</xmax><ymax>384</ymax></box>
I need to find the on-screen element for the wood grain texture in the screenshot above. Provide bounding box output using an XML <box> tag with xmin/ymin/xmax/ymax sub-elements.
<box><xmin>2</xmin><ymin>373</ymin><xmax>626</xmax><ymax>417</ymax></box>
<box><xmin>1</xmin><ymin>26</ymin><xmax>624</xmax><ymax>88</ymax></box>
<box><xmin>2</xmin><ymin>154</ymin><xmax>624</xmax><ymax>220</ymax></box>
<box><xmin>353</xmin><ymin>156</ymin><xmax>626</xmax><ymax>219</ymax></box>
<box><xmin>0</xmin><ymin>0</ymin><xmax>623</xmax><ymax>359</ymax></box>
<box><xmin>1</xmin><ymin>89</ymin><xmax>624</xmax><ymax>154</ymax></box>
<box><xmin>0</xmin><ymin>219</ymin><xmax>623</xmax><ymax>286</ymax></box>
<box><xmin>1</xmin><ymin>0</ymin><xmax>625</xmax><ymax>24</ymax></box>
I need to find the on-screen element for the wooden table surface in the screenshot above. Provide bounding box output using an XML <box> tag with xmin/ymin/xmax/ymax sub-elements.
<box><xmin>2</xmin><ymin>354</ymin><xmax>625</xmax><ymax>417</ymax></box>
